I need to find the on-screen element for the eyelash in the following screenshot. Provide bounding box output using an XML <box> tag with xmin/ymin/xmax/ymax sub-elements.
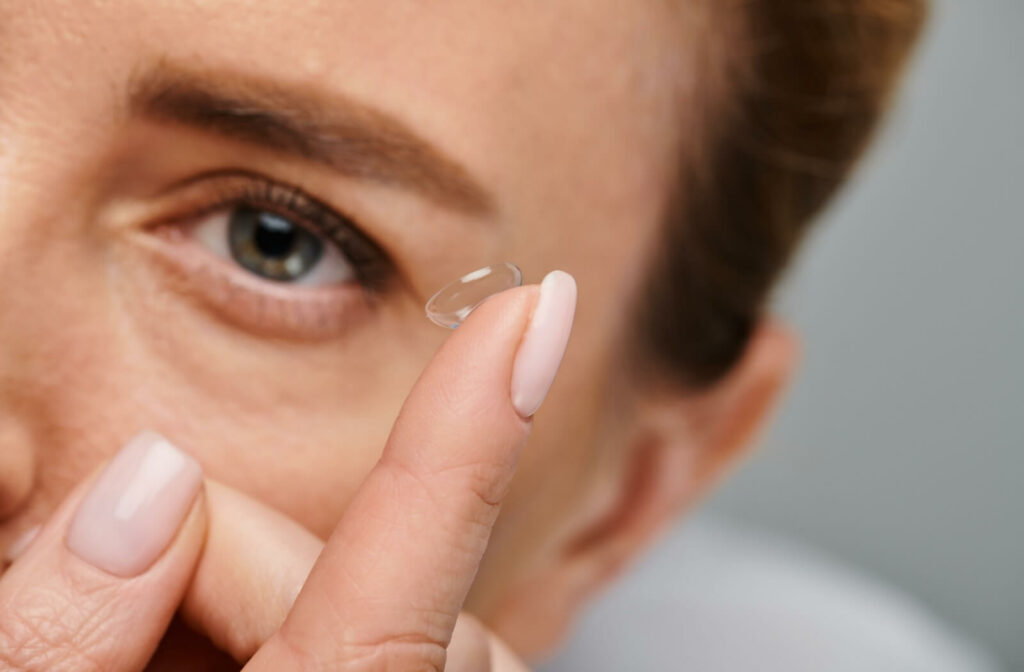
<box><xmin>129</xmin><ymin>171</ymin><xmax>397</xmax><ymax>339</ymax></box>
<box><xmin>170</xmin><ymin>172</ymin><xmax>393</xmax><ymax>292</ymax></box>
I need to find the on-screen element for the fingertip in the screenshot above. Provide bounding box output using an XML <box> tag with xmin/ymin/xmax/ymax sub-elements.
<box><xmin>0</xmin><ymin>434</ymin><xmax>209</xmax><ymax>672</ymax></box>
<box><xmin>411</xmin><ymin>282</ymin><xmax>541</xmax><ymax>428</ymax></box>
<box><xmin>65</xmin><ymin>431</ymin><xmax>204</xmax><ymax>577</ymax></box>
<box><xmin>510</xmin><ymin>270</ymin><xmax>577</xmax><ymax>417</ymax></box>
<box><xmin>453</xmin><ymin>283</ymin><xmax>541</xmax><ymax>342</ymax></box>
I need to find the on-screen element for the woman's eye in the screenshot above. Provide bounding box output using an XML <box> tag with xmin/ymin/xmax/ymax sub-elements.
<box><xmin>192</xmin><ymin>206</ymin><xmax>356</xmax><ymax>286</ymax></box>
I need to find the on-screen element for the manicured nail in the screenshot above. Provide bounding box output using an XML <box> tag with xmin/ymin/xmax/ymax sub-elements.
<box><xmin>4</xmin><ymin>525</ymin><xmax>41</xmax><ymax>564</ymax></box>
<box><xmin>511</xmin><ymin>270</ymin><xmax>577</xmax><ymax>417</ymax></box>
<box><xmin>66</xmin><ymin>431</ymin><xmax>202</xmax><ymax>577</ymax></box>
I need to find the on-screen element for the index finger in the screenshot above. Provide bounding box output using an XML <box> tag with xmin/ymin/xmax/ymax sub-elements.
<box><xmin>246</xmin><ymin>270</ymin><xmax>576</xmax><ymax>671</ymax></box>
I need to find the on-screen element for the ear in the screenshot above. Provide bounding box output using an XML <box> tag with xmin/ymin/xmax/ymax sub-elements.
<box><xmin>486</xmin><ymin>318</ymin><xmax>798</xmax><ymax>659</ymax></box>
<box><xmin>678</xmin><ymin>318</ymin><xmax>800</xmax><ymax>502</ymax></box>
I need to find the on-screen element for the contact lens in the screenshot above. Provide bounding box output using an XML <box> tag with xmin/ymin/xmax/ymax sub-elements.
<box><xmin>425</xmin><ymin>262</ymin><xmax>523</xmax><ymax>328</ymax></box>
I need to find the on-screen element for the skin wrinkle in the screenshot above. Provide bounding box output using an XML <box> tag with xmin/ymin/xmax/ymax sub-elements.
<box><xmin>0</xmin><ymin>587</ymin><xmax>103</xmax><ymax>672</ymax></box>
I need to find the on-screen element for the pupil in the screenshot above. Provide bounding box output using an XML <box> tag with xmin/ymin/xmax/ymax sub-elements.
<box><xmin>227</xmin><ymin>206</ymin><xmax>324</xmax><ymax>282</ymax></box>
<box><xmin>253</xmin><ymin>212</ymin><xmax>297</xmax><ymax>259</ymax></box>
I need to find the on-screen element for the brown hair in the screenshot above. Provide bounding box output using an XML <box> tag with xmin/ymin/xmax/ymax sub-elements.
<box><xmin>637</xmin><ymin>0</ymin><xmax>928</xmax><ymax>388</ymax></box>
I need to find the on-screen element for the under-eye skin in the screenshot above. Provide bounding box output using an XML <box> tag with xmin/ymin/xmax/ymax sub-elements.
<box><xmin>131</xmin><ymin>172</ymin><xmax>394</xmax><ymax>339</ymax></box>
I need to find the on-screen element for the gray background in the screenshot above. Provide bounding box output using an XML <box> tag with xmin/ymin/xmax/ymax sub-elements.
<box><xmin>707</xmin><ymin>0</ymin><xmax>1023</xmax><ymax>668</ymax></box>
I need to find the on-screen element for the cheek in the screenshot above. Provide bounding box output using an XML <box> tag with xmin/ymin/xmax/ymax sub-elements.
<box><xmin>0</xmin><ymin>206</ymin><xmax>138</xmax><ymax>518</ymax></box>
<box><xmin>102</xmin><ymin>244</ymin><xmax>438</xmax><ymax>534</ymax></box>
<box><xmin>0</xmin><ymin>183</ymin><xmax>433</xmax><ymax>540</ymax></box>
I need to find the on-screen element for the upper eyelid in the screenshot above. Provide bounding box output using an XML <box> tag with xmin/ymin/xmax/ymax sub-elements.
<box><xmin>161</xmin><ymin>169</ymin><xmax>348</xmax><ymax>225</ymax></box>
<box><xmin>204</xmin><ymin>175</ymin><xmax>344</xmax><ymax>232</ymax></box>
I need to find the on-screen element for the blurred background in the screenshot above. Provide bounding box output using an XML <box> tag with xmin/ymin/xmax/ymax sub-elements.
<box><xmin>711</xmin><ymin>0</ymin><xmax>1022</xmax><ymax>666</ymax></box>
<box><xmin>546</xmin><ymin>0</ymin><xmax>1021</xmax><ymax>669</ymax></box>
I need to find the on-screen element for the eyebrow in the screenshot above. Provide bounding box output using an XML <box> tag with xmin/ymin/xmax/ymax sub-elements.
<box><xmin>128</xmin><ymin>62</ymin><xmax>495</xmax><ymax>216</ymax></box>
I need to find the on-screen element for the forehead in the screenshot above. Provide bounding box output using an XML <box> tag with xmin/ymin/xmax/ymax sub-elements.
<box><xmin>3</xmin><ymin>0</ymin><xmax>692</xmax><ymax>169</ymax></box>
<box><xmin>8</xmin><ymin>0</ymin><xmax>683</xmax><ymax>83</ymax></box>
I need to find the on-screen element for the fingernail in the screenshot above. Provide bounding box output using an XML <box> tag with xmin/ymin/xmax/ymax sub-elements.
<box><xmin>511</xmin><ymin>270</ymin><xmax>577</xmax><ymax>417</ymax></box>
<box><xmin>4</xmin><ymin>525</ymin><xmax>41</xmax><ymax>564</ymax></box>
<box><xmin>66</xmin><ymin>431</ymin><xmax>202</xmax><ymax>577</ymax></box>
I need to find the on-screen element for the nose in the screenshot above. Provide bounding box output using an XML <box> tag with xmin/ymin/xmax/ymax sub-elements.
<box><xmin>0</xmin><ymin>418</ymin><xmax>36</xmax><ymax>519</ymax></box>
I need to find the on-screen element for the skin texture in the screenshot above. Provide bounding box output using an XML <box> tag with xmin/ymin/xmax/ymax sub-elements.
<box><xmin>0</xmin><ymin>287</ymin><xmax>547</xmax><ymax>671</ymax></box>
<box><xmin>0</xmin><ymin>0</ymin><xmax>798</xmax><ymax>667</ymax></box>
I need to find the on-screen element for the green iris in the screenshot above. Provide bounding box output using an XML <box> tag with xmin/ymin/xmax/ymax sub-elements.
<box><xmin>228</xmin><ymin>207</ymin><xmax>324</xmax><ymax>282</ymax></box>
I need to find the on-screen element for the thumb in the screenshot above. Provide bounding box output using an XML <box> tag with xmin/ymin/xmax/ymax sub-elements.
<box><xmin>0</xmin><ymin>431</ymin><xmax>206</xmax><ymax>672</ymax></box>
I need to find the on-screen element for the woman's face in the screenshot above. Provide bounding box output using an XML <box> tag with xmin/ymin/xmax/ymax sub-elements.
<box><xmin>0</xmin><ymin>0</ymin><xmax>709</xmax><ymax>643</ymax></box>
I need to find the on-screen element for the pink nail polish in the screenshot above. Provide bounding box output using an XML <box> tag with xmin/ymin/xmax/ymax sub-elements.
<box><xmin>511</xmin><ymin>270</ymin><xmax>577</xmax><ymax>417</ymax></box>
<box><xmin>66</xmin><ymin>431</ymin><xmax>202</xmax><ymax>577</ymax></box>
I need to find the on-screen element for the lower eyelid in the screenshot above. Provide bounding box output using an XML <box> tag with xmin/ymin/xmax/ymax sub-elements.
<box><xmin>129</xmin><ymin>226</ymin><xmax>373</xmax><ymax>340</ymax></box>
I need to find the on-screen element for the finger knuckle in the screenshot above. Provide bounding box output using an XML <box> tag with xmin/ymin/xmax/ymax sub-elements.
<box><xmin>348</xmin><ymin>636</ymin><xmax>448</xmax><ymax>672</ymax></box>
<box><xmin>273</xmin><ymin>630</ymin><xmax>449</xmax><ymax>672</ymax></box>
<box><xmin>386</xmin><ymin>452</ymin><xmax>506</xmax><ymax>520</ymax></box>
<box><xmin>459</xmin><ymin>459</ymin><xmax>510</xmax><ymax>511</ymax></box>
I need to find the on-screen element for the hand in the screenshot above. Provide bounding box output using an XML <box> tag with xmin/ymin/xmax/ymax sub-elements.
<box><xmin>0</xmin><ymin>272</ymin><xmax>576</xmax><ymax>671</ymax></box>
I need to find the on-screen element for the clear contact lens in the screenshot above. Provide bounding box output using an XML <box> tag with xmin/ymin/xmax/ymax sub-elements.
<box><xmin>425</xmin><ymin>262</ymin><xmax>523</xmax><ymax>328</ymax></box>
